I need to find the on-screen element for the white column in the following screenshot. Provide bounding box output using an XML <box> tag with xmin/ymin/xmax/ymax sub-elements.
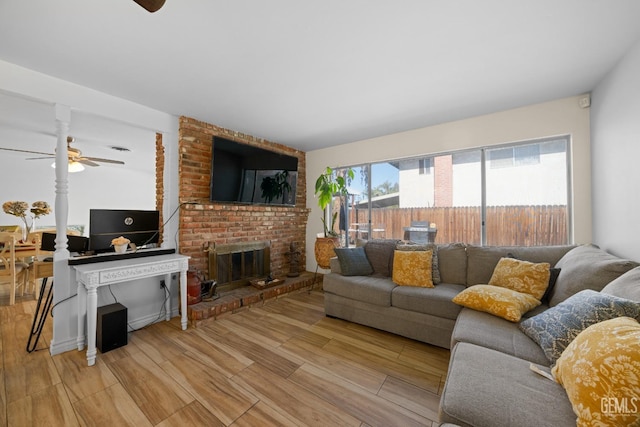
<box><xmin>50</xmin><ymin>104</ymin><xmax>74</xmax><ymax>357</ymax></box>
<box><xmin>54</xmin><ymin>104</ymin><xmax>71</xmax><ymax>260</ymax></box>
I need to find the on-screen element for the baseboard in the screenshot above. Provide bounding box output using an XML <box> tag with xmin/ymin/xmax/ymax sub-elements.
<box><xmin>50</xmin><ymin>336</ymin><xmax>80</xmax><ymax>356</ymax></box>
<box><xmin>127</xmin><ymin>311</ymin><xmax>176</xmax><ymax>330</ymax></box>
<box><xmin>50</xmin><ymin>309</ymin><xmax>181</xmax><ymax>356</ymax></box>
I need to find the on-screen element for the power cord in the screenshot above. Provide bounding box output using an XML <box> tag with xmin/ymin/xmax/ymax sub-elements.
<box><xmin>50</xmin><ymin>293</ymin><xmax>78</xmax><ymax>317</ymax></box>
<box><xmin>127</xmin><ymin>284</ymin><xmax>171</xmax><ymax>332</ymax></box>
<box><xmin>136</xmin><ymin>201</ymin><xmax>198</xmax><ymax>250</ymax></box>
<box><xmin>106</xmin><ymin>283</ymin><xmax>172</xmax><ymax>333</ymax></box>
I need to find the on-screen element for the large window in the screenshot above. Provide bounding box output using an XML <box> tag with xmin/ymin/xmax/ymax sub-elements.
<box><xmin>333</xmin><ymin>136</ymin><xmax>570</xmax><ymax>246</ymax></box>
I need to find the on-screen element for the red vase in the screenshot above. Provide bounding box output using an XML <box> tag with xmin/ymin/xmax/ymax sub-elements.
<box><xmin>187</xmin><ymin>270</ymin><xmax>201</xmax><ymax>305</ymax></box>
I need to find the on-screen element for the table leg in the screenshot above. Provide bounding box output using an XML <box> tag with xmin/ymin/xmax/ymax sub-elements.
<box><xmin>180</xmin><ymin>268</ymin><xmax>187</xmax><ymax>330</ymax></box>
<box><xmin>164</xmin><ymin>273</ymin><xmax>171</xmax><ymax>321</ymax></box>
<box><xmin>85</xmin><ymin>287</ymin><xmax>98</xmax><ymax>366</ymax></box>
<box><xmin>76</xmin><ymin>281</ymin><xmax>86</xmax><ymax>351</ymax></box>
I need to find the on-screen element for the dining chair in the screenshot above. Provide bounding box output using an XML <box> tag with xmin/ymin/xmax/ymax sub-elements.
<box><xmin>0</xmin><ymin>234</ymin><xmax>30</xmax><ymax>305</ymax></box>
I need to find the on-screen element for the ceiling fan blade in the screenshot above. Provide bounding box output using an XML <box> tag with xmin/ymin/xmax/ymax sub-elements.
<box><xmin>82</xmin><ymin>156</ymin><xmax>125</xmax><ymax>165</ymax></box>
<box><xmin>26</xmin><ymin>156</ymin><xmax>55</xmax><ymax>160</ymax></box>
<box><xmin>78</xmin><ymin>159</ymin><xmax>100</xmax><ymax>167</ymax></box>
<box><xmin>0</xmin><ymin>147</ymin><xmax>54</xmax><ymax>156</ymax></box>
<box><xmin>133</xmin><ymin>0</ymin><xmax>166</xmax><ymax>13</ymax></box>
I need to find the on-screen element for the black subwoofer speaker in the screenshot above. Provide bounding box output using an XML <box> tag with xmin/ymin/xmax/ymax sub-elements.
<box><xmin>97</xmin><ymin>303</ymin><xmax>128</xmax><ymax>353</ymax></box>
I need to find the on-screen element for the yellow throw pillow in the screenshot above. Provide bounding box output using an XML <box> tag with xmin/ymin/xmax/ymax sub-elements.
<box><xmin>392</xmin><ymin>250</ymin><xmax>434</xmax><ymax>287</ymax></box>
<box><xmin>552</xmin><ymin>317</ymin><xmax>640</xmax><ymax>427</ymax></box>
<box><xmin>452</xmin><ymin>285</ymin><xmax>541</xmax><ymax>322</ymax></box>
<box><xmin>488</xmin><ymin>257</ymin><xmax>551</xmax><ymax>300</ymax></box>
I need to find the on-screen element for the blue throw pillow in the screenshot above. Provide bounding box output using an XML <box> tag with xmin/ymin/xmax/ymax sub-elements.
<box><xmin>334</xmin><ymin>247</ymin><xmax>373</xmax><ymax>276</ymax></box>
<box><xmin>519</xmin><ymin>289</ymin><xmax>640</xmax><ymax>364</ymax></box>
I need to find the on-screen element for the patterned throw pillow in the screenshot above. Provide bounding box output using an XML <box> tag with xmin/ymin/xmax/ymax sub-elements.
<box><xmin>396</xmin><ymin>243</ymin><xmax>441</xmax><ymax>284</ymax></box>
<box><xmin>519</xmin><ymin>290</ymin><xmax>640</xmax><ymax>364</ymax></box>
<box><xmin>334</xmin><ymin>247</ymin><xmax>373</xmax><ymax>276</ymax></box>
<box><xmin>392</xmin><ymin>250</ymin><xmax>434</xmax><ymax>287</ymax></box>
<box><xmin>552</xmin><ymin>317</ymin><xmax>640</xmax><ymax>426</ymax></box>
<box><xmin>488</xmin><ymin>257</ymin><xmax>551</xmax><ymax>300</ymax></box>
<box><xmin>452</xmin><ymin>285</ymin><xmax>541</xmax><ymax>322</ymax></box>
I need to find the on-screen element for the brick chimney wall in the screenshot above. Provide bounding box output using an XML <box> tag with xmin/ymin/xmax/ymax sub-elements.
<box><xmin>176</xmin><ymin>116</ymin><xmax>310</xmax><ymax>279</ymax></box>
<box><xmin>155</xmin><ymin>132</ymin><xmax>164</xmax><ymax>246</ymax></box>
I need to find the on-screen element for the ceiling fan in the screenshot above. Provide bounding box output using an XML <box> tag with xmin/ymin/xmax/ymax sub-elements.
<box><xmin>133</xmin><ymin>0</ymin><xmax>166</xmax><ymax>13</ymax></box>
<box><xmin>0</xmin><ymin>136</ymin><xmax>125</xmax><ymax>168</ymax></box>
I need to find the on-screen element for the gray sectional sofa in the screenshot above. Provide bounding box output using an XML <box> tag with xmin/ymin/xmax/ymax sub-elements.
<box><xmin>323</xmin><ymin>241</ymin><xmax>640</xmax><ymax>427</ymax></box>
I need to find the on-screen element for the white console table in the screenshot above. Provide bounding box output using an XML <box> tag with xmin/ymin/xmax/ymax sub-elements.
<box><xmin>73</xmin><ymin>253</ymin><xmax>190</xmax><ymax>366</ymax></box>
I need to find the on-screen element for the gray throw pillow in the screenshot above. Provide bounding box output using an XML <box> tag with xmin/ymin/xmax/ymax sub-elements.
<box><xmin>364</xmin><ymin>239</ymin><xmax>398</xmax><ymax>277</ymax></box>
<box><xmin>519</xmin><ymin>289</ymin><xmax>640</xmax><ymax>364</ymax></box>
<box><xmin>334</xmin><ymin>247</ymin><xmax>373</xmax><ymax>276</ymax></box>
<box><xmin>549</xmin><ymin>244</ymin><xmax>639</xmax><ymax>306</ymax></box>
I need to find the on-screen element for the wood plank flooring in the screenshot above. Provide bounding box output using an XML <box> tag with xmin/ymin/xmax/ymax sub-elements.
<box><xmin>0</xmin><ymin>287</ymin><xmax>450</xmax><ymax>426</ymax></box>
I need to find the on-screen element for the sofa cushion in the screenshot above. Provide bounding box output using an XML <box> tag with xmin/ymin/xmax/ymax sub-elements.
<box><xmin>392</xmin><ymin>283</ymin><xmax>465</xmax><ymax>320</ymax></box>
<box><xmin>551</xmin><ymin>317</ymin><xmax>640</xmax><ymax>426</ymax></box>
<box><xmin>396</xmin><ymin>242</ymin><xmax>441</xmax><ymax>284</ymax></box>
<box><xmin>549</xmin><ymin>244</ymin><xmax>640</xmax><ymax>306</ymax></box>
<box><xmin>322</xmin><ymin>273</ymin><xmax>396</xmax><ymax>307</ymax></box>
<box><xmin>436</xmin><ymin>242</ymin><xmax>467</xmax><ymax>285</ymax></box>
<box><xmin>334</xmin><ymin>247</ymin><xmax>373</xmax><ymax>276</ymax></box>
<box><xmin>466</xmin><ymin>245</ymin><xmax>574</xmax><ymax>286</ymax></box>
<box><xmin>439</xmin><ymin>342</ymin><xmax>576</xmax><ymax>427</ymax></box>
<box><xmin>363</xmin><ymin>239</ymin><xmax>398</xmax><ymax>277</ymax></box>
<box><xmin>488</xmin><ymin>257</ymin><xmax>550</xmax><ymax>300</ymax></box>
<box><xmin>452</xmin><ymin>285</ymin><xmax>541</xmax><ymax>322</ymax></box>
<box><xmin>392</xmin><ymin>250</ymin><xmax>434</xmax><ymax>287</ymax></box>
<box><xmin>519</xmin><ymin>289</ymin><xmax>640</xmax><ymax>364</ymax></box>
<box><xmin>451</xmin><ymin>308</ymin><xmax>549</xmax><ymax>365</ymax></box>
<box><xmin>602</xmin><ymin>266</ymin><xmax>640</xmax><ymax>304</ymax></box>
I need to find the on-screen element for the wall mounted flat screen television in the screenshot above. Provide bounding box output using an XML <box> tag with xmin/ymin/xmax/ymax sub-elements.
<box><xmin>210</xmin><ymin>136</ymin><xmax>298</xmax><ymax>206</ymax></box>
<box><xmin>89</xmin><ymin>209</ymin><xmax>160</xmax><ymax>253</ymax></box>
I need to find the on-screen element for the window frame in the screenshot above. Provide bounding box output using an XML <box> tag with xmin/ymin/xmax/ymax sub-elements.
<box><xmin>334</xmin><ymin>135</ymin><xmax>572</xmax><ymax>246</ymax></box>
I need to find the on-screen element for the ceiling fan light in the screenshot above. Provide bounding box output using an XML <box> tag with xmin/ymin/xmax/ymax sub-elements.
<box><xmin>51</xmin><ymin>161</ymin><xmax>85</xmax><ymax>173</ymax></box>
<box><xmin>69</xmin><ymin>161</ymin><xmax>85</xmax><ymax>173</ymax></box>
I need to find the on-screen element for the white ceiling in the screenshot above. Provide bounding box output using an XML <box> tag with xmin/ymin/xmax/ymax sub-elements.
<box><xmin>1</xmin><ymin>0</ymin><xmax>640</xmax><ymax>158</ymax></box>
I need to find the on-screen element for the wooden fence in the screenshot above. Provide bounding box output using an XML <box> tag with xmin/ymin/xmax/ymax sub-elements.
<box><xmin>346</xmin><ymin>205</ymin><xmax>568</xmax><ymax>246</ymax></box>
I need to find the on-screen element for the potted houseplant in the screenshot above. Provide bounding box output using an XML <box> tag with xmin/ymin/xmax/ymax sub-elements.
<box><xmin>313</xmin><ymin>167</ymin><xmax>354</xmax><ymax>269</ymax></box>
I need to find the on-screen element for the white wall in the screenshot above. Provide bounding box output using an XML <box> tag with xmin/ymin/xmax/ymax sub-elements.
<box><xmin>0</xmin><ymin>60</ymin><xmax>181</xmax><ymax>355</ymax></box>
<box><xmin>0</xmin><ymin>153</ymin><xmax>155</xmax><ymax>232</ymax></box>
<box><xmin>591</xmin><ymin>39</ymin><xmax>640</xmax><ymax>261</ymax></box>
<box><xmin>306</xmin><ymin>95</ymin><xmax>592</xmax><ymax>271</ymax></box>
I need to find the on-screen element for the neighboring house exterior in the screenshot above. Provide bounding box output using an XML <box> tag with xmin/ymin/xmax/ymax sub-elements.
<box><xmin>398</xmin><ymin>138</ymin><xmax>568</xmax><ymax>208</ymax></box>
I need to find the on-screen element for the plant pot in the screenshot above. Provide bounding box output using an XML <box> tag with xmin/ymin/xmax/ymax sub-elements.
<box><xmin>113</xmin><ymin>243</ymin><xmax>128</xmax><ymax>254</ymax></box>
<box><xmin>314</xmin><ymin>236</ymin><xmax>340</xmax><ymax>269</ymax></box>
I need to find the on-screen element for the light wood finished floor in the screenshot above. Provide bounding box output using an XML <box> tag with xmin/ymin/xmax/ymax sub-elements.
<box><xmin>0</xmin><ymin>286</ymin><xmax>450</xmax><ymax>426</ymax></box>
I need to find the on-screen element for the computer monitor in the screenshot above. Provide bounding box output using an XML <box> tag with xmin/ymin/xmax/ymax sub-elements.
<box><xmin>41</xmin><ymin>232</ymin><xmax>89</xmax><ymax>254</ymax></box>
<box><xmin>89</xmin><ymin>209</ymin><xmax>160</xmax><ymax>253</ymax></box>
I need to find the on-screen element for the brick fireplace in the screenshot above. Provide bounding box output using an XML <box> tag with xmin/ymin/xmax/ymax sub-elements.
<box><xmin>206</xmin><ymin>240</ymin><xmax>271</xmax><ymax>292</ymax></box>
<box><xmin>177</xmin><ymin>117</ymin><xmax>310</xmax><ymax>281</ymax></box>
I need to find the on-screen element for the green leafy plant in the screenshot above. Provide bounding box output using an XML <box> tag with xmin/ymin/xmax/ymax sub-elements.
<box><xmin>260</xmin><ymin>170</ymin><xmax>291</xmax><ymax>203</ymax></box>
<box><xmin>314</xmin><ymin>167</ymin><xmax>354</xmax><ymax>237</ymax></box>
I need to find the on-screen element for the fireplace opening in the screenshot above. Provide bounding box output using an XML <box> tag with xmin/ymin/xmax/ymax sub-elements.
<box><xmin>207</xmin><ymin>241</ymin><xmax>271</xmax><ymax>293</ymax></box>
